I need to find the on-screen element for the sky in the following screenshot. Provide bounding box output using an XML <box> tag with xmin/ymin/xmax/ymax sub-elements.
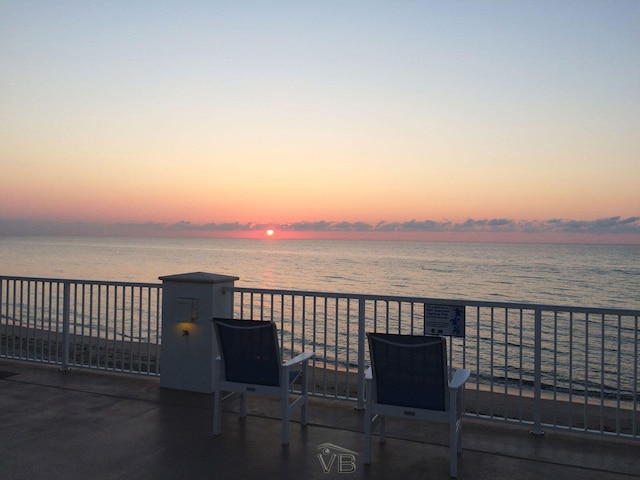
<box><xmin>1</xmin><ymin>1</ymin><xmax>639</xmax><ymax>243</ymax></box>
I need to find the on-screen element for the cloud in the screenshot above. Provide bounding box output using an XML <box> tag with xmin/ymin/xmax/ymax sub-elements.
<box><xmin>553</xmin><ymin>216</ymin><xmax>640</xmax><ymax>234</ymax></box>
<box><xmin>335</xmin><ymin>221</ymin><xmax>372</xmax><ymax>231</ymax></box>
<box><xmin>454</xmin><ymin>218</ymin><xmax>516</xmax><ymax>231</ymax></box>
<box><xmin>274</xmin><ymin>221</ymin><xmax>373</xmax><ymax>232</ymax></box>
<box><xmin>1</xmin><ymin>216</ymin><xmax>639</xmax><ymax>239</ymax></box>
<box><xmin>264</xmin><ymin>216</ymin><xmax>640</xmax><ymax>235</ymax></box>
<box><xmin>283</xmin><ymin>221</ymin><xmax>334</xmax><ymax>231</ymax></box>
<box><xmin>168</xmin><ymin>221</ymin><xmax>254</xmax><ymax>231</ymax></box>
<box><xmin>115</xmin><ymin>222</ymin><xmax>166</xmax><ymax>229</ymax></box>
<box><xmin>401</xmin><ymin>220</ymin><xmax>449</xmax><ymax>231</ymax></box>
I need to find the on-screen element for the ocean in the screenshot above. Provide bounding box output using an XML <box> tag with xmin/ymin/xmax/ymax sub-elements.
<box><xmin>0</xmin><ymin>236</ymin><xmax>638</xmax><ymax>309</ymax></box>
<box><xmin>2</xmin><ymin>235</ymin><xmax>639</xmax><ymax>404</ymax></box>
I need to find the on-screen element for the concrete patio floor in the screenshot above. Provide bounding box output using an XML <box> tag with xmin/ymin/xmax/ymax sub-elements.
<box><xmin>1</xmin><ymin>359</ymin><xmax>638</xmax><ymax>480</ymax></box>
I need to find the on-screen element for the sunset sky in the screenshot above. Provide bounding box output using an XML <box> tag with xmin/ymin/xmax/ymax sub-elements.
<box><xmin>1</xmin><ymin>1</ymin><xmax>639</xmax><ymax>242</ymax></box>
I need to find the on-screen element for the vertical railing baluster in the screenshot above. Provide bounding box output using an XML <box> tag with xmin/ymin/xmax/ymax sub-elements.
<box><xmin>119</xmin><ymin>285</ymin><xmax>124</xmax><ymax>372</ymax></box>
<box><xmin>334</xmin><ymin>297</ymin><xmax>340</xmax><ymax>394</ymax></box>
<box><xmin>279</xmin><ymin>294</ymin><xmax>285</xmax><ymax>350</ymax></box>
<box><xmin>357</xmin><ymin>298</ymin><xmax>366</xmax><ymax>410</ymax></box>
<box><xmin>46</xmin><ymin>282</ymin><xmax>53</xmax><ymax>362</ymax></box>
<box><xmin>475</xmin><ymin>306</ymin><xmax>481</xmax><ymax>412</ymax></box>
<box><xmin>269</xmin><ymin>293</ymin><xmax>275</xmax><ymax>326</ymax></box>
<box><xmin>72</xmin><ymin>282</ymin><xmax>79</xmax><ymax>366</ymax></box>
<box><xmin>584</xmin><ymin>312</ymin><xmax>590</xmax><ymax>432</ymax></box>
<box><xmin>600</xmin><ymin>313</ymin><xmax>606</xmax><ymax>433</ymax></box>
<box><xmin>80</xmin><ymin>283</ymin><xmax>87</xmax><ymax>366</ymax></box>
<box><xmin>310</xmin><ymin>295</ymin><xmax>317</xmax><ymax>396</ymax></box>
<box><xmin>26</xmin><ymin>281</ymin><xmax>32</xmax><ymax>360</ymax></box>
<box><xmin>385</xmin><ymin>300</ymin><xmax>389</xmax><ymax>332</ymax></box>
<box><xmin>518</xmin><ymin>308</ymin><xmax>524</xmax><ymax>421</ymax></box>
<box><xmin>61</xmin><ymin>281</ymin><xmax>71</xmax><ymax>371</ymax></box>
<box><xmin>504</xmin><ymin>308</ymin><xmax>509</xmax><ymax>420</ymax></box>
<box><xmin>129</xmin><ymin>285</ymin><xmax>135</xmax><ymax>373</ymax></box>
<box><xmin>12</xmin><ymin>280</ymin><xmax>18</xmax><ymax>357</ymax></box>
<box><xmin>553</xmin><ymin>311</ymin><xmax>558</xmax><ymax>427</ymax></box>
<box><xmin>290</xmin><ymin>294</ymin><xmax>295</xmax><ymax>357</ymax></box>
<box><xmin>155</xmin><ymin>286</ymin><xmax>161</xmax><ymax>376</ymax></box>
<box><xmin>489</xmin><ymin>306</ymin><xmax>495</xmax><ymax>418</ymax></box>
<box><xmin>616</xmin><ymin>314</ymin><xmax>622</xmax><ymax>435</ymax></box>
<box><xmin>301</xmin><ymin>295</ymin><xmax>307</xmax><ymax>358</ymax></box>
<box><xmin>97</xmin><ymin>285</ymin><xmax>103</xmax><ymax>369</ymax></box>
<box><xmin>322</xmin><ymin>296</ymin><xmax>328</xmax><ymax>395</ymax></box>
<box><xmin>568</xmin><ymin>311</ymin><xmax>574</xmax><ymax>430</ymax></box>
<box><xmin>345</xmin><ymin>297</ymin><xmax>351</xmax><ymax>397</ymax></box>
<box><xmin>633</xmin><ymin>314</ymin><xmax>638</xmax><ymax>438</ymax></box>
<box><xmin>0</xmin><ymin>279</ymin><xmax>4</xmax><ymax>356</ymax></box>
<box><xmin>531</xmin><ymin>308</ymin><xmax>543</xmax><ymax>435</ymax></box>
<box><xmin>146</xmin><ymin>288</ymin><xmax>152</xmax><ymax>374</ymax></box>
<box><xmin>7</xmin><ymin>280</ymin><xmax>14</xmax><ymax>357</ymax></box>
<box><xmin>137</xmin><ymin>286</ymin><xmax>143</xmax><ymax>373</ymax></box>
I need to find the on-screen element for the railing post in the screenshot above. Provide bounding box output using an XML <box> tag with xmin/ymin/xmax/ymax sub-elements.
<box><xmin>531</xmin><ymin>307</ymin><xmax>544</xmax><ymax>435</ymax></box>
<box><xmin>61</xmin><ymin>281</ymin><xmax>71</xmax><ymax>371</ymax></box>
<box><xmin>356</xmin><ymin>298</ymin><xmax>366</xmax><ymax>410</ymax></box>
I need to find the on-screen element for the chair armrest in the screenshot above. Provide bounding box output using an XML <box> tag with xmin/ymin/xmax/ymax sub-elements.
<box><xmin>449</xmin><ymin>368</ymin><xmax>470</xmax><ymax>390</ymax></box>
<box><xmin>283</xmin><ymin>351</ymin><xmax>314</xmax><ymax>367</ymax></box>
<box><xmin>365</xmin><ymin>366</ymin><xmax>373</xmax><ymax>381</ymax></box>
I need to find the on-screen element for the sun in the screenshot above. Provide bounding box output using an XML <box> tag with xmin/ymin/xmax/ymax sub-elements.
<box><xmin>266</xmin><ymin>229</ymin><xmax>275</xmax><ymax>237</ymax></box>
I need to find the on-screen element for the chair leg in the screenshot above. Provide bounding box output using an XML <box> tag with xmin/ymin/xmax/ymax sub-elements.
<box><xmin>213</xmin><ymin>387</ymin><xmax>222</xmax><ymax>435</ymax></box>
<box><xmin>364</xmin><ymin>411</ymin><xmax>386</xmax><ymax>465</ymax></box>
<box><xmin>281</xmin><ymin>387</ymin><xmax>290</xmax><ymax>445</ymax></box>
<box><xmin>239</xmin><ymin>393</ymin><xmax>247</xmax><ymax>418</ymax></box>
<box><xmin>364</xmin><ymin>409</ymin><xmax>372</xmax><ymax>464</ymax></box>
<box><xmin>213</xmin><ymin>359</ymin><xmax>222</xmax><ymax>435</ymax></box>
<box><xmin>300</xmin><ymin>399</ymin><xmax>308</xmax><ymax>426</ymax></box>
<box><xmin>450</xmin><ymin>455</ymin><xmax>458</xmax><ymax>478</ymax></box>
<box><xmin>301</xmin><ymin>364</ymin><xmax>309</xmax><ymax>426</ymax></box>
<box><xmin>450</xmin><ymin>416</ymin><xmax>460</xmax><ymax>478</ymax></box>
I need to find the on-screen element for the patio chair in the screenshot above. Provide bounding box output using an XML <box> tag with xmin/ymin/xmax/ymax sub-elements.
<box><xmin>211</xmin><ymin>317</ymin><xmax>314</xmax><ymax>445</ymax></box>
<box><xmin>364</xmin><ymin>333</ymin><xmax>470</xmax><ymax>478</ymax></box>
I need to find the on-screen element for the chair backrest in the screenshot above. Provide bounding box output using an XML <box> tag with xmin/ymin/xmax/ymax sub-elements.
<box><xmin>367</xmin><ymin>333</ymin><xmax>449</xmax><ymax>411</ymax></box>
<box><xmin>213</xmin><ymin>318</ymin><xmax>282</xmax><ymax>387</ymax></box>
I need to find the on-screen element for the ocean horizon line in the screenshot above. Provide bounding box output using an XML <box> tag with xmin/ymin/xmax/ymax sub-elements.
<box><xmin>1</xmin><ymin>218</ymin><xmax>640</xmax><ymax>245</ymax></box>
<box><xmin>1</xmin><ymin>231</ymin><xmax>640</xmax><ymax>246</ymax></box>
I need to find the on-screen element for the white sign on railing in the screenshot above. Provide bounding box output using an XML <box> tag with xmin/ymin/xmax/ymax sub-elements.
<box><xmin>425</xmin><ymin>305</ymin><xmax>465</xmax><ymax>337</ymax></box>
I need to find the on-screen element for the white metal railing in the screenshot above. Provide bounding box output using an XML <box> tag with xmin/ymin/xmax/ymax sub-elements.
<box><xmin>229</xmin><ymin>286</ymin><xmax>639</xmax><ymax>440</ymax></box>
<box><xmin>1</xmin><ymin>275</ymin><xmax>638</xmax><ymax>440</ymax></box>
<box><xmin>0</xmin><ymin>276</ymin><xmax>161</xmax><ymax>375</ymax></box>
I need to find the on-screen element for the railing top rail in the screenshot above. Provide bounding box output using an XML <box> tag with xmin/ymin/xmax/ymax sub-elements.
<box><xmin>0</xmin><ymin>275</ymin><xmax>162</xmax><ymax>289</ymax></box>
<box><xmin>2</xmin><ymin>275</ymin><xmax>637</xmax><ymax>315</ymax></box>
<box><xmin>226</xmin><ymin>286</ymin><xmax>640</xmax><ymax>316</ymax></box>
